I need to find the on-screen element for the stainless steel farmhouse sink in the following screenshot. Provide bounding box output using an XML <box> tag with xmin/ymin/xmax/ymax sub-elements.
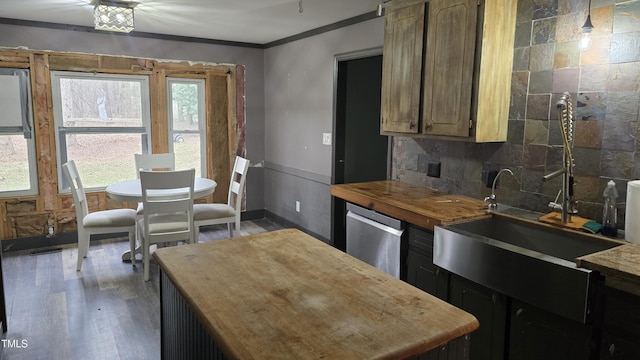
<box><xmin>434</xmin><ymin>214</ymin><xmax>623</xmax><ymax>323</ymax></box>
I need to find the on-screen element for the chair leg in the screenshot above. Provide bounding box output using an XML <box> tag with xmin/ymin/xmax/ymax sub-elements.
<box><xmin>143</xmin><ymin>239</ymin><xmax>150</xmax><ymax>281</ymax></box>
<box><xmin>227</xmin><ymin>223</ymin><xmax>233</xmax><ymax>238</ymax></box>
<box><xmin>135</xmin><ymin>220</ymin><xmax>141</xmax><ymax>254</ymax></box>
<box><xmin>76</xmin><ymin>228</ymin><xmax>88</xmax><ymax>271</ymax></box>
<box><xmin>83</xmin><ymin>232</ymin><xmax>90</xmax><ymax>258</ymax></box>
<box><xmin>235</xmin><ymin>218</ymin><xmax>241</xmax><ymax>237</ymax></box>
<box><xmin>129</xmin><ymin>231</ymin><xmax>136</xmax><ymax>267</ymax></box>
<box><xmin>194</xmin><ymin>227</ymin><xmax>200</xmax><ymax>243</ymax></box>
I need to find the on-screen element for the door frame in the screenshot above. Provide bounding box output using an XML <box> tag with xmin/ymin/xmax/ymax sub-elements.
<box><xmin>330</xmin><ymin>47</ymin><xmax>388</xmax><ymax>250</ymax></box>
<box><xmin>331</xmin><ymin>46</ymin><xmax>386</xmax><ymax>185</ymax></box>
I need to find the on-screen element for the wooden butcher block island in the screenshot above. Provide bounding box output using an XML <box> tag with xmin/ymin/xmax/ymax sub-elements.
<box><xmin>154</xmin><ymin>229</ymin><xmax>479</xmax><ymax>359</ymax></box>
<box><xmin>331</xmin><ymin>180</ymin><xmax>489</xmax><ymax>230</ymax></box>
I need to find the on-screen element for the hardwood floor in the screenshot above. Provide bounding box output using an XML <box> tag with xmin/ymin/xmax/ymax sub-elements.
<box><xmin>0</xmin><ymin>219</ymin><xmax>285</xmax><ymax>360</ymax></box>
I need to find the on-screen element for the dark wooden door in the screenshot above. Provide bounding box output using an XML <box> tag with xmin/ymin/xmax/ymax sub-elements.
<box><xmin>509</xmin><ymin>299</ymin><xmax>596</xmax><ymax>360</ymax></box>
<box><xmin>449</xmin><ymin>275</ymin><xmax>507</xmax><ymax>360</ymax></box>
<box><xmin>331</xmin><ymin>53</ymin><xmax>388</xmax><ymax>251</ymax></box>
<box><xmin>406</xmin><ymin>226</ymin><xmax>448</xmax><ymax>300</ymax></box>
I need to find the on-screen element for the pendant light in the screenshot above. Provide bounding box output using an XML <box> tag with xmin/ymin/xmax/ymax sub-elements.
<box><xmin>579</xmin><ymin>0</ymin><xmax>594</xmax><ymax>50</ymax></box>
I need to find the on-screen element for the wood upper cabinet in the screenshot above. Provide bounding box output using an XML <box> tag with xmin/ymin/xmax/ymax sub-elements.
<box><xmin>380</xmin><ymin>0</ymin><xmax>517</xmax><ymax>142</ymax></box>
<box><xmin>423</xmin><ymin>0</ymin><xmax>477</xmax><ymax>137</ymax></box>
<box><xmin>380</xmin><ymin>0</ymin><xmax>425</xmax><ymax>134</ymax></box>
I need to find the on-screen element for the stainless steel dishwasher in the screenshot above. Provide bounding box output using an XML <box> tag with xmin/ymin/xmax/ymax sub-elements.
<box><xmin>346</xmin><ymin>203</ymin><xmax>405</xmax><ymax>278</ymax></box>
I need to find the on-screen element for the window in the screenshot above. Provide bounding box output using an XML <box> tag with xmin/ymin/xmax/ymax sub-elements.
<box><xmin>51</xmin><ymin>72</ymin><xmax>151</xmax><ymax>190</ymax></box>
<box><xmin>167</xmin><ymin>78</ymin><xmax>206</xmax><ymax>177</ymax></box>
<box><xmin>0</xmin><ymin>69</ymin><xmax>38</xmax><ymax>197</ymax></box>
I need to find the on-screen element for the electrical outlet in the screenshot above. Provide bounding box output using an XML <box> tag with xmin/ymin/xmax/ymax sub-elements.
<box><xmin>484</xmin><ymin>170</ymin><xmax>499</xmax><ymax>188</ymax></box>
<box><xmin>427</xmin><ymin>162</ymin><xmax>441</xmax><ymax>178</ymax></box>
<box><xmin>295</xmin><ymin>201</ymin><xmax>301</xmax><ymax>213</ymax></box>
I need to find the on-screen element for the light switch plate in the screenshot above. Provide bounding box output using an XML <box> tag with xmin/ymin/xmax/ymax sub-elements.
<box><xmin>322</xmin><ymin>133</ymin><xmax>332</xmax><ymax>145</ymax></box>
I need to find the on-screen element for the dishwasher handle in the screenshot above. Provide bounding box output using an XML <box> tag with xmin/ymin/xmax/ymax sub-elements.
<box><xmin>346</xmin><ymin>211</ymin><xmax>404</xmax><ymax>237</ymax></box>
<box><xmin>346</xmin><ymin>203</ymin><xmax>403</xmax><ymax>230</ymax></box>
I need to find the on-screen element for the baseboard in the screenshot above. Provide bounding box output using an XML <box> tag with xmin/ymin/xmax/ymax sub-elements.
<box><xmin>1</xmin><ymin>232</ymin><xmax>126</xmax><ymax>253</ymax></box>
<box><xmin>263</xmin><ymin>210</ymin><xmax>331</xmax><ymax>245</ymax></box>
<box><xmin>241</xmin><ymin>209</ymin><xmax>265</xmax><ymax>221</ymax></box>
<box><xmin>2</xmin><ymin>209</ymin><xmax>328</xmax><ymax>253</ymax></box>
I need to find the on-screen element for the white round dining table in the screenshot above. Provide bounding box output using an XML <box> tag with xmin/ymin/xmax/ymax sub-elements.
<box><xmin>106</xmin><ymin>177</ymin><xmax>217</xmax><ymax>203</ymax></box>
<box><xmin>105</xmin><ymin>177</ymin><xmax>217</xmax><ymax>261</ymax></box>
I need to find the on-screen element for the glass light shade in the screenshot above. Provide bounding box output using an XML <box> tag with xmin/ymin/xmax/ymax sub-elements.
<box><xmin>579</xmin><ymin>33</ymin><xmax>592</xmax><ymax>50</ymax></box>
<box><xmin>94</xmin><ymin>2</ymin><xmax>135</xmax><ymax>33</ymax></box>
<box><xmin>579</xmin><ymin>11</ymin><xmax>594</xmax><ymax>51</ymax></box>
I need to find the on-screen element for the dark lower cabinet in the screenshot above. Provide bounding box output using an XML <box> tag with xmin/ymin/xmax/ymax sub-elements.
<box><xmin>449</xmin><ymin>275</ymin><xmax>507</xmax><ymax>360</ymax></box>
<box><xmin>600</xmin><ymin>332</ymin><xmax>640</xmax><ymax>360</ymax></box>
<box><xmin>406</xmin><ymin>226</ymin><xmax>448</xmax><ymax>300</ymax></box>
<box><xmin>406</xmin><ymin>250</ymin><xmax>449</xmax><ymax>300</ymax></box>
<box><xmin>407</xmin><ymin>226</ymin><xmax>640</xmax><ymax>360</ymax></box>
<box><xmin>509</xmin><ymin>299</ymin><xmax>597</xmax><ymax>360</ymax></box>
<box><xmin>598</xmin><ymin>286</ymin><xmax>640</xmax><ymax>360</ymax></box>
<box><xmin>407</xmin><ymin>227</ymin><xmax>505</xmax><ymax>360</ymax></box>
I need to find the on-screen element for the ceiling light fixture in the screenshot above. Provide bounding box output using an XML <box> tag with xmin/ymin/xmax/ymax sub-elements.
<box><xmin>94</xmin><ymin>0</ymin><xmax>138</xmax><ymax>33</ymax></box>
<box><xmin>579</xmin><ymin>0</ymin><xmax>594</xmax><ymax>50</ymax></box>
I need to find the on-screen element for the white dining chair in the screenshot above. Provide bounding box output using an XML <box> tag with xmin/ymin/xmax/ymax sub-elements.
<box><xmin>193</xmin><ymin>156</ymin><xmax>249</xmax><ymax>240</ymax></box>
<box><xmin>62</xmin><ymin>160</ymin><xmax>137</xmax><ymax>272</ymax></box>
<box><xmin>133</xmin><ymin>152</ymin><xmax>176</xmax><ymax>251</ymax></box>
<box><xmin>134</xmin><ymin>153</ymin><xmax>175</xmax><ymax>178</ymax></box>
<box><xmin>138</xmin><ymin>168</ymin><xmax>195</xmax><ymax>281</ymax></box>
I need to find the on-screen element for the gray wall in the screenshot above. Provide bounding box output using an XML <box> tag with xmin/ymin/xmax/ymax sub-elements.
<box><xmin>0</xmin><ymin>18</ymin><xmax>384</xmax><ymax>243</ymax></box>
<box><xmin>0</xmin><ymin>16</ymin><xmax>387</xmax><ymax>241</ymax></box>
<box><xmin>0</xmin><ymin>23</ymin><xmax>266</xmax><ymax>212</ymax></box>
<box><xmin>263</xmin><ymin>17</ymin><xmax>384</xmax><ymax>240</ymax></box>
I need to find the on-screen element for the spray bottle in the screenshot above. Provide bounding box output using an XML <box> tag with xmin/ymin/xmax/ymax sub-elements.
<box><xmin>602</xmin><ymin>180</ymin><xmax>618</xmax><ymax>237</ymax></box>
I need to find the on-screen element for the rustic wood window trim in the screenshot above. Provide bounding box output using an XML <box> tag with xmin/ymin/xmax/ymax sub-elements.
<box><xmin>0</xmin><ymin>49</ymin><xmax>240</xmax><ymax>240</ymax></box>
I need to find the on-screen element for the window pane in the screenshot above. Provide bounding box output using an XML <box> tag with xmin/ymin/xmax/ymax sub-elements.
<box><xmin>171</xmin><ymin>83</ymin><xmax>200</xmax><ymax>131</ymax></box>
<box><xmin>59</xmin><ymin>78</ymin><xmax>143</xmax><ymax>127</ymax></box>
<box><xmin>65</xmin><ymin>133</ymin><xmax>141</xmax><ymax>188</ymax></box>
<box><xmin>0</xmin><ymin>135</ymin><xmax>31</xmax><ymax>192</ymax></box>
<box><xmin>174</xmin><ymin>133</ymin><xmax>201</xmax><ymax>178</ymax></box>
<box><xmin>53</xmin><ymin>72</ymin><xmax>151</xmax><ymax>192</ymax></box>
<box><xmin>169</xmin><ymin>79</ymin><xmax>205</xmax><ymax>177</ymax></box>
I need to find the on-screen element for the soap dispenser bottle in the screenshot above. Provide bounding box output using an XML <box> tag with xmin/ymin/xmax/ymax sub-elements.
<box><xmin>602</xmin><ymin>180</ymin><xmax>618</xmax><ymax>237</ymax></box>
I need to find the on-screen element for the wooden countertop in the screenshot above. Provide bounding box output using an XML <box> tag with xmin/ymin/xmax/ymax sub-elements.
<box><xmin>577</xmin><ymin>244</ymin><xmax>640</xmax><ymax>296</ymax></box>
<box><xmin>331</xmin><ymin>180</ymin><xmax>490</xmax><ymax>230</ymax></box>
<box><xmin>153</xmin><ymin>229</ymin><xmax>479</xmax><ymax>359</ymax></box>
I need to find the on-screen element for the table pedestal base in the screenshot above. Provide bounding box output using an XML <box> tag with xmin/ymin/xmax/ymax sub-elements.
<box><xmin>121</xmin><ymin>247</ymin><xmax>141</xmax><ymax>262</ymax></box>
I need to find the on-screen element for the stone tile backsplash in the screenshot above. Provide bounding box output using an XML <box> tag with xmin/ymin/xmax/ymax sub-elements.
<box><xmin>391</xmin><ymin>0</ymin><xmax>640</xmax><ymax>228</ymax></box>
